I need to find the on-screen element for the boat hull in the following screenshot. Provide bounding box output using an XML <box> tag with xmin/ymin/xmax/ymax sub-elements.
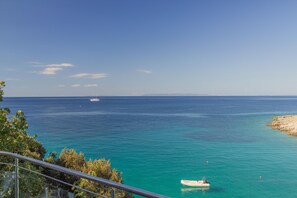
<box><xmin>181</xmin><ymin>180</ymin><xmax>210</xmax><ymax>187</ymax></box>
<box><xmin>90</xmin><ymin>98</ymin><xmax>100</xmax><ymax>102</ymax></box>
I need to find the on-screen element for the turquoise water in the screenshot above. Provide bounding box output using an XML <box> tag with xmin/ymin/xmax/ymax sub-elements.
<box><xmin>3</xmin><ymin>96</ymin><xmax>297</xmax><ymax>197</ymax></box>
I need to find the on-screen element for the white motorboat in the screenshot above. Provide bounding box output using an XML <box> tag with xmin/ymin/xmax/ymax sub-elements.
<box><xmin>90</xmin><ymin>98</ymin><xmax>100</xmax><ymax>102</ymax></box>
<box><xmin>181</xmin><ymin>178</ymin><xmax>210</xmax><ymax>187</ymax></box>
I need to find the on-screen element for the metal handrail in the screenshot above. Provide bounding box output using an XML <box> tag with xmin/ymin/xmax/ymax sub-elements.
<box><xmin>0</xmin><ymin>151</ymin><xmax>168</xmax><ymax>198</ymax></box>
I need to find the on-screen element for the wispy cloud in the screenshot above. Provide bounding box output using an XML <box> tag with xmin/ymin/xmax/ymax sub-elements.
<box><xmin>84</xmin><ymin>84</ymin><xmax>98</xmax><ymax>87</ymax></box>
<box><xmin>38</xmin><ymin>67</ymin><xmax>63</xmax><ymax>75</ymax></box>
<box><xmin>136</xmin><ymin>69</ymin><xmax>152</xmax><ymax>74</ymax></box>
<box><xmin>58</xmin><ymin>84</ymin><xmax>66</xmax><ymax>87</ymax></box>
<box><xmin>70</xmin><ymin>73</ymin><xmax>107</xmax><ymax>79</ymax></box>
<box><xmin>71</xmin><ymin>84</ymin><xmax>81</xmax><ymax>87</ymax></box>
<box><xmin>46</xmin><ymin>63</ymin><xmax>74</xmax><ymax>67</ymax></box>
<box><xmin>28</xmin><ymin>61</ymin><xmax>44</xmax><ymax>66</ymax></box>
<box><xmin>31</xmin><ymin>62</ymin><xmax>74</xmax><ymax>75</ymax></box>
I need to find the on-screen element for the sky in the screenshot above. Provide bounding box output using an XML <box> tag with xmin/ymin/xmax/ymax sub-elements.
<box><xmin>1</xmin><ymin>0</ymin><xmax>297</xmax><ymax>96</ymax></box>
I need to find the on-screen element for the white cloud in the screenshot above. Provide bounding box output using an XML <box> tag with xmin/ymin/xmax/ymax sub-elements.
<box><xmin>136</xmin><ymin>69</ymin><xmax>152</xmax><ymax>74</ymax></box>
<box><xmin>46</xmin><ymin>63</ymin><xmax>74</xmax><ymax>67</ymax></box>
<box><xmin>58</xmin><ymin>84</ymin><xmax>66</xmax><ymax>87</ymax></box>
<box><xmin>84</xmin><ymin>84</ymin><xmax>98</xmax><ymax>87</ymax></box>
<box><xmin>71</xmin><ymin>84</ymin><xmax>81</xmax><ymax>87</ymax></box>
<box><xmin>32</xmin><ymin>62</ymin><xmax>74</xmax><ymax>75</ymax></box>
<box><xmin>28</xmin><ymin>61</ymin><xmax>44</xmax><ymax>66</ymax></box>
<box><xmin>70</xmin><ymin>73</ymin><xmax>107</xmax><ymax>79</ymax></box>
<box><xmin>29</xmin><ymin>62</ymin><xmax>74</xmax><ymax>67</ymax></box>
<box><xmin>38</xmin><ymin>67</ymin><xmax>63</xmax><ymax>75</ymax></box>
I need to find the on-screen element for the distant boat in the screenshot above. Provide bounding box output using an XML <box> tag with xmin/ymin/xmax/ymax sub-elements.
<box><xmin>90</xmin><ymin>98</ymin><xmax>100</xmax><ymax>102</ymax></box>
<box><xmin>181</xmin><ymin>178</ymin><xmax>210</xmax><ymax>187</ymax></box>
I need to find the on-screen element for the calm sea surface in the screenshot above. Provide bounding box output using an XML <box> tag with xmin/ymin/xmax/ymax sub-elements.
<box><xmin>3</xmin><ymin>96</ymin><xmax>297</xmax><ymax>197</ymax></box>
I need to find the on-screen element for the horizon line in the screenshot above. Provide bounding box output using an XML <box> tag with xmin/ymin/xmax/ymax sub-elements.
<box><xmin>4</xmin><ymin>95</ymin><xmax>297</xmax><ymax>98</ymax></box>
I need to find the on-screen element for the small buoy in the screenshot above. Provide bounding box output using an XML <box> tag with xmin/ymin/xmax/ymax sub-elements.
<box><xmin>259</xmin><ymin>176</ymin><xmax>262</xmax><ymax>180</ymax></box>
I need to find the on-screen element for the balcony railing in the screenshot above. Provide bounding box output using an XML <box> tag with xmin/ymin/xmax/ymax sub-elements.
<box><xmin>0</xmin><ymin>151</ymin><xmax>168</xmax><ymax>198</ymax></box>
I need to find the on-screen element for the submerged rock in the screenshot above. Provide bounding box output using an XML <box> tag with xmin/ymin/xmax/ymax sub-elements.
<box><xmin>267</xmin><ymin>115</ymin><xmax>297</xmax><ymax>136</ymax></box>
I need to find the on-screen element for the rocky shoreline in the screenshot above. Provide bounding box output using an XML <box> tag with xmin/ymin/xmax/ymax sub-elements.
<box><xmin>267</xmin><ymin>115</ymin><xmax>297</xmax><ymax>136</ymax></box>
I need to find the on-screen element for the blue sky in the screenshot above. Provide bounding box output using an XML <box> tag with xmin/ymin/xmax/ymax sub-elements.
<box><xmin>1</xmin><ymin>0</ymin><xmax>297</xmax><ymax>96</ymax></box>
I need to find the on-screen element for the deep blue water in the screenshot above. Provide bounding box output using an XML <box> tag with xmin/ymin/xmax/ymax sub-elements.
<box><xmin>3</xmin><ymin>96</ymin><xmax>297</xmax><ymax>197</ymax></box>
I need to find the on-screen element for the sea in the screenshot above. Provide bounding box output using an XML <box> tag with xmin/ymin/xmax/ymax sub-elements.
<box><xmin>3</xmin><ymin>96</ymin><xmax>297</xmax><ymax>198</ymax></box>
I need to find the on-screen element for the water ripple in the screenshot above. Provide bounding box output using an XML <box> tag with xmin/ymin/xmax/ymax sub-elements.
<box><xmin>27</xmin><ymin>111</ymin><xmax>207</xmax><ymax>118</ymax></box>
<box><xmin>185</xmin><ymin>131</ymin><xmax>260</xmax><ymax>143</ymax></box>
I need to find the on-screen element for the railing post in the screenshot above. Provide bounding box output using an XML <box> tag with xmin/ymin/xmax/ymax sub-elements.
<box><xmin>110</xmin><ymin>188</ymin><xmax>115</xmax><ymax>198</ymax></box>
<box><xmin>14</xmin><ymin>158</ymin><xmax>19</xmax><ymax>198</ymax></box>
<box><xmin>45</xmin><ymin>185</ymin><xmax>49</xmax><ymax>198</ymax></box>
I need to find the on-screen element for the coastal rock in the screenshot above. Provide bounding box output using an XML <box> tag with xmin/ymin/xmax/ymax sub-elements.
<box><xmin>267</xmin><ymin>115</ymin><xmax>297</xmax><ymax>136</ymax></box>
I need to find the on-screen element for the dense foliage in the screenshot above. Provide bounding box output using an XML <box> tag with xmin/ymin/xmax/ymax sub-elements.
<box><xmin>0</xmin><ymin>81</ymin><xmax>46</xmax><ymax>159</ymax></box>
<box><xmin>0</xmin><ymin>81</ymin><xmax>46</xmax><ymax>197</ymax></box>
<box><xmin>46</xmin><ymin>149</ymin><xmax>132</xmax><ymax>198</ymax></box>
<box><xmin>0</xmin><ymin>81</ymin><xmax>132</xmax><ymax>198</ymax></box>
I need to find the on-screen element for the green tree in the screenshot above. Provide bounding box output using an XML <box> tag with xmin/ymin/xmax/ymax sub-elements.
<box><xmin>0</xmin><ymin>81</ymin><xmax>46</xmax><ymax>159</ymax></box>
<box><xmin>0</xmin><ymin>81</ymin><xmax>46</xmax><ymax>197</ymax></box>
<box><xmin>0</xmin><ymin>81</ymin><xmax>133</xmax><ymax>198</ymax></box>
<box><xmin>76</xmin><ymin>158</ymin><xmax>132</xmax><ymax>198</ymax></box>
<box><xmin>46</xmin><ymin>149</ymin><xmax>133</xmax><ymax>198</ymax></box>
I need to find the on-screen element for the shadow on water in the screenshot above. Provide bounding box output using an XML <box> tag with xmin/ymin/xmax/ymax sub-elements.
<box><xmin>184</xmin><ymin>131</ymin><xmax>259</xmax><ymax>143</ymax></box>
<box><xmin>181</xmin><ymin>187</ymin><xmax>209</xmax><ymax>192</ymax></box>
<box><xmin>181</xmin><ymin>187</ymin><xmax>224</xmax><ymax>193</ymax></box>
<box><xmin>208</xmin><ymin>187</ymin><xmax>225</xmax><ymax>193</ymax></box>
